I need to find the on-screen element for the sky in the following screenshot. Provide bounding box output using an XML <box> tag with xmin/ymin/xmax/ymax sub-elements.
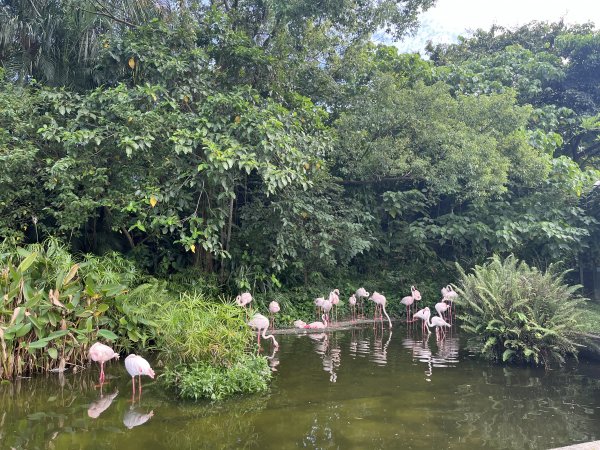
<box><xmin>392</xmin><ymin>0</ymin><xmax>600</xmax><ymax>54</ymax></box>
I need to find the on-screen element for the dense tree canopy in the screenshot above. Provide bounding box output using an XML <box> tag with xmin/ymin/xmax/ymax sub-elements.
<box><xmin>1</xmin><ymin>1</ymin><xmax>599</xmax><ymax>292</ymax></box>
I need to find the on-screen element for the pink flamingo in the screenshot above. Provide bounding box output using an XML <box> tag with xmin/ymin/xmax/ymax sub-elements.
<box><xmin>89</xmin><ymin>342</ymin><xmax>119</xmax><ymax>384</ymax></box>
<box><xmin>417</xmin><ymin>311</ymin><xmax>451</xmax><ymax>340</ymax></box>
<box><xmin>355</xmin><ymin>288</ymin><xmax>369</xmax><ymax>318</ymax></box>
<box><xmin>124</xmin><ymin>354</ymin><xmax>155</xmax><ymax>399</ymax></box>
<box><xmin>235</xmin><ymin>292</ymin><xmax>253</xmax><ymax>319</ymax></box>
<box><xmin>321</xmin><ymin>298</ymin><xmax>333</xmax><ymax>324</ymax></box>
<box><xmin>369</xmin><ymin>292</ymin><xmax>392</xmax><ymax>328</ymax></box>
<box><xmin>429</xmin><ymin>316</ymin><xmax>451</xmax><ymax>340</ymax></box>
<box><xmin>443</xmin><ymin>285</ymin><xmax>458</xmax><ymax>322</ymax></box>
<box><xmin>268</xmin><ymin>300</ymin><xmax>280</xmax><ymax>330</ymax></box>
<box><xmin>294</xmin><ymin>320</ymin><xmax>307</xmax><ymax>328</ymax></box>
<box><xmin>315</xmin><ymin>297</ymin><xmax>325</xmax><ymax>320</ymax></box>
<box><xmin>348</xmin><ymin>294</ymin><xmax>357</xmax><ymax>322</ymax></box>
<box><xmin>400</xmin><ymin>294</ymin><xmax>415</xmax><ymax>322</ymax></box>
<box><xmin>305</xmin><ymin>314</ymin><xmax>328</xmax><ymax>329</ymax></box>
<box><xmin>435</xmin><ymin>301</ymin><xmax>451</xmax><ymax>320</ymax></box>
<box><xmin>413</xmin><ymin>307</ymin><xmax>431</xmax><ymax>334</ymax></box>
<box><xmin>248</xmin><ymin>313</ymin><xmax>279</xmax><ymax>348</ymax></box>
<box><xmin>329</xmin><ymin>289</ymin><xmax>340</xmax><ymax>323</ymax></box>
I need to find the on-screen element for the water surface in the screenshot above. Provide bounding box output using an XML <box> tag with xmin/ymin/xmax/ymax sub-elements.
<box><xmin>2</xmin><ymin>324</ymin><xmax>600</xmax><ymax>449</ymax></box>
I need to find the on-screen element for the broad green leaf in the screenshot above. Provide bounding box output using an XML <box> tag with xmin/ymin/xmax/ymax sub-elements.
<box><xmin>97</xmin><ymin>329</ymin><xmax>118</xmax><ymax>340</ymax></box>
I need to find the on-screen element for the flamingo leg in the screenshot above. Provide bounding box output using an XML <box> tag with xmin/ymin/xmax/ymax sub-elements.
<box><xmin>131</xmin><ymin>376</ymin><xmax>136</xmax><ymax>400</ymax></box>
<box><xmin>139</xmin><ymin>374</ymin><xmax>143</xmax><ymax>395</ymax></box>
<box><xmin>99</xmin><ymin>362</ymin><xmax>105</xmax><ymax>383</ymax></box>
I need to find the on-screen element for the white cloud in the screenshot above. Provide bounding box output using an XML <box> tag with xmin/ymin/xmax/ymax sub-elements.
<box><xmin>395</xmin><ymin>0</ymin><xmax>600</xmax><ymax>53</ymax></box>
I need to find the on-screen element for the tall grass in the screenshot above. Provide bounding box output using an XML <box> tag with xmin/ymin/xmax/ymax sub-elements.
<box><xmin>457</xmin><ymin>255</ymin><xmax>586</xmax><ymax>367</ymax></box>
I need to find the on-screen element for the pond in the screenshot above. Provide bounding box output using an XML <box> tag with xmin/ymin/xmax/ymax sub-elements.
<box><xmin>2</xmin><ymin>323</ymin><xmax>600</xmax><ymax>449</ymax></box>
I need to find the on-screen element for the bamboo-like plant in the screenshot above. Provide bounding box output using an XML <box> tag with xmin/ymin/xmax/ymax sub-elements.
<box><xmin>456</xmin><ymin>255</ymin><xmax>586</xmax><ymax>367</ymax></box>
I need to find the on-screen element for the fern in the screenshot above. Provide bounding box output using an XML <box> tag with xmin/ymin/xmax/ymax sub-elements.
<box><xmin>456</xmin><ymin>255</ymin><xmax>586</xmax><ymax>368</ymax></box>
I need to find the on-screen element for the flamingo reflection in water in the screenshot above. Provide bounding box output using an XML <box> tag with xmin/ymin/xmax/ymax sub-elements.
<box><xmin>88</xmin><ymin>386</ymin><xmax>119</xmax><ymax>419</ymax></box>
<box><xmin>372</xmin><ymin>328</ymin><xmax>393</xmax><ymax>366</ymax></box>
<box><xmin>123</xmin><ymin>407</ymin><xmax>155</xmax><ymax>429</ymax></box>
<box><xmin>266</xmin><ymin>346</ymin><xmax>280</xmax><ymax>372</ymax></box>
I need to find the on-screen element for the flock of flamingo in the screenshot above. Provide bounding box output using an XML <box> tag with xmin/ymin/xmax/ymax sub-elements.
<box><xmin>85</xmin><ymin>284</ymin><xmax>458</xmax><ymax>401</ymax></box>
<box><xmin>240</xmin><ymin>284</ymin><xmax>459</xmax><ymax>350</ymax></box>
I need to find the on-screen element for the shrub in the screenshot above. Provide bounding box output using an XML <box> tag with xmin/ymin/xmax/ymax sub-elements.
<box><xmin>457</xmin><ymin>255</ymin><xmax>585</xmax><ymax>367</ymax></box>
<box><xmin>0</xmin><ymin>239</ymin><xmax>147</xmax><ymax>378</ymax></box>
<box><xmin>148</xmin><ymin>292</ymin><xmax>252</xmax><ymax>366</ymax></box>
<box><xmin>162</xmin><ymin>354</ymin><xmax>271</xmax><ymax>401</ymax></box>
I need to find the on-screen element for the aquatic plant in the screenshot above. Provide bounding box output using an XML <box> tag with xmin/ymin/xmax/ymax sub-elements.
<box><xmin>456</xmin><ymin>255</ymin><xmax>586</xmax><ymax>367</ymax></box>
<box><xmin>162</xmin><ymin>354</ymin><xmax>271</xmax><ymax>401</ymax></box>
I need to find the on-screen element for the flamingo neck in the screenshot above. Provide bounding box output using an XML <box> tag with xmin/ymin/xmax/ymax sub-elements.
<box><xmin>261</xmin><ymin>327</ymin><xmax>279</xmax><ymax>347</ymax></box>
<box><xmin>381</xmin><ymin>303</ymin><xmax>392</xmax><ymax>328</ymax></box>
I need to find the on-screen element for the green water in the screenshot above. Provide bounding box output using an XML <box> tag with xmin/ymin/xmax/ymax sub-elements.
<box><xmin>2</xmin><ymin>325</ymin><xmax>600</xmax><ymax>449</ymax></box>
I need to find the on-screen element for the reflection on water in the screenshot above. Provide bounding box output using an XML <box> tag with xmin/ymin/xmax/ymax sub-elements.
<box><xmin>1</xmin><ymin>324</ymin><xmax>600</xmax><ymax>449</ymax></box>
<box><xmin>88</xmin><ymin>388</ymin><xmax>119</xmax><ymax>419</ymax></box>
<box><xmin>123</xmin><ymin>406</ymin><xmax>154</xmax><ymax>429</ymax></box>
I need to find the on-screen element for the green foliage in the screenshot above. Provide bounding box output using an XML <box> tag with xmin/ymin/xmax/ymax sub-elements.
<box><xmin>146</xmin><ymin>292</ymin><xmax>252</xmax><ymax>366</ymax></box>
<box><xmin>456</xmin><ymin>255</ymin><xmax>586</xmax><ymax>367</ymax></box>
<box><xmin>0</xmin><ymin>238</ymin><xmax>148</xmax><ymax>379</ymax></box>
<box><xmin>162</xmin><ymin>354</ymin><xmax>271</xmax><ymax>401</ymax></box>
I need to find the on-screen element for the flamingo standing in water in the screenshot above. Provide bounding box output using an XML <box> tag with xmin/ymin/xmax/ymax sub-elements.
<box><xmin>124</xmin><ymin>354</ymin><xmax>155</xmax><ymax>399</ymax></box>
<box><xmin>356</xmin><ymin>288</ymin><xmax>369</xmax><ymax>319</ymax></box>
<box><xmin>443</xmin><ymin>285</ymin><xmax>458</xmax><ymax>322</ymax></box>
<box><xmin>305</xmin><ymin>314</ymin><xmax>328</xmax><ymax>329</ymax></box>
<box><xmin>248</xmin><ymin>313</ymin><xmax>279</xmax><ymax>349</ymax></box>
<box><xmin>415</xmin><ymin>308</ymin><xmax>450</xmax><ymax>340</ymax></box>
<box><xmin>413</xmin><ymin>307</ymin><xmax>431</xmax><ymax>334</ymax></box>
<box><xmin>89</xmin><ymin>342</ymin><xmax>119</xmax><ymax>384</ymax></box>
<box><xmin>236</xmin><ymin>292</ymin><xmax>253</xmax><ymax>319</ymax></box>
<box><xmin>348</xmin><ymin>294</ymin><xmax>357</xmax><ymax>322</ymax></box>
<box><xmin>369</xmin><ymin>292</ymin><xmax>392</xmax><ymax>328</ymax></box>
<box><xmin>435</xmin><ymin>301</ymin><xmax>451</xmax><ymax>320</ymax></box>
<box><xmin>400</xmin><ymin>294</ymin><xmax>415</xmax><ymax>322</ymax></box>
<box><xmin>268</xmin><ymin>300</ymin><xmax>280</xmax><ymax>331</ymax></box>
<box><xmin>329</xmin><ymin>289</ymin><xmax>340</xmax><ymax>324</ymax></box>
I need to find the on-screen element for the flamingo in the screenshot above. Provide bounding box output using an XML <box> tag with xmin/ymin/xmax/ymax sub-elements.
<box><xmin>89</xmin><ymin>342</ymin><xmax>119</xmax><ymax>384</ymax></box>
<box><xmin>329</xmin><ymin>289</ymin><xmax>340</xmax><ymax>323</ymax></box>
<box><xmin>442</xmin><ymin>285</ymin><xmax>458</xmax><ymax>322</ymax></box>
<box><xmin>248</xmin><ymin>313</ymin><xmax>279</xmax><ymax>348</ymax></box>
<box><xmin>235</xmin><ymin>292</ymin><xmax>253</xmax><ymax>319</ymax></box>
<box><xmin>355</xmin><ymin>288</ymin><xmax>369</xmax><ymax>318</ymax></box>
<box><xmin>369</xmin><ymin>292</ymin><xmax>392</xmax><ymax>328</ymax></box>
<box><xmin>411</xmin><ymin>285</ymin><xmax>422</xmax><ymax>301</ymax></box>
<box><xmin>435</xmin><ymin>301</ymin><xmax>451</xmax><ymax>320</ymax></box>
<box><xmin>294</xmin><ymin>320</ymin><xmax>307</xmax><ymax>328</ymax></box>
<box><xmin>305</xmin><ymin>314</ymin><xmax>328</xmax><ymax>329</ymax></box>
<box><xmin>428</xmin><ymin>316</ymin><xmax>451</xmax><ymax>340</ymax></box>
<box><xmin>400</xmin><ymin>295</ymin><xmax>415</xmax><ymax>322</ymax></box>
<box><xmin>416</xmin><ymin>310</ymin><xmax>451</xmax><ymax>340</ymax></box>
<box><xmin>124</xmin><ymin>354</ymin><xmax>155</xmax><ymax>399</ymax></box>
<box><xmin>413</xmin><ymin>307</ymin><xmax>431</xmax><ymax>334</ymax></box>
<box><xmin>321</xmin><ymin>298</ymin><xmax>333</xmax><ymax>324</ymax></box>
<box><xmin>314</xmin><ymin>297</ymin><xmax>325</xmax><ymax>320</ymax></box>
<box><xmin>348</xmin><ymin>294</ymin><xmax>357</xmax><ymax>322</ymax></box>
<box><xmin>268</xmin><ymin>300</ymin><xmax>280</xmax><ymax>330</ymax></box>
